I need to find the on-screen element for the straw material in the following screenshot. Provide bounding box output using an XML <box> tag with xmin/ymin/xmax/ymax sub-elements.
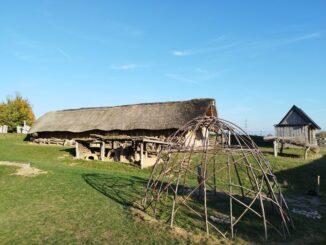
<box><xmin>29</xmin><ymin>99</ymin><xmax>217</xmax><ymax>133</ymax></box>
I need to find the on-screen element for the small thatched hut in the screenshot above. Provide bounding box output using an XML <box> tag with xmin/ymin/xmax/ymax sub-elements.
<box><xmin>275</xmin><ymin>105</ymin><xmax>320</xmax><ymax>145</ymax></box>
<box><xmin>28</xmin><ymin>98</ymin><xmax>217</xmax><ymax>168</ymax></box>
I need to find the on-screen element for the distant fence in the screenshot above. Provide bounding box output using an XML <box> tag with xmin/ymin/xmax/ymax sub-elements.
<box><xmin>245</xmin><ymin>130</ymin><xmax>274</xmax><ymax>136</ymax></box>
<box><xmin>249</xmin><ymin>135</ymin><xmax>273</xmax><ymax>147</ymax></box>
<box><xmin>17</xmin><ymin>121</ymin><xmax>31</xmax><ymax>134</ymax></box>
<box><xmin>0</xmin><ymin>125</ymin><xmax>8</xmax><ymax>134</ymax></box>
<box><xmin>230</xmin><ymin>135</ymin><xmax>273</xmax><ymax>147</ymax></box>
<box><xmin>318</xmin><ymin>139</ymin><xmax>326</xmax><ymax>148</ymax></box>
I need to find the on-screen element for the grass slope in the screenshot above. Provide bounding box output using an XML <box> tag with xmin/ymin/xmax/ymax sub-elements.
<box><xmin>0</xmin><ymin>134</ymin><xmax>325</xmax><ymax>244</ymax></box>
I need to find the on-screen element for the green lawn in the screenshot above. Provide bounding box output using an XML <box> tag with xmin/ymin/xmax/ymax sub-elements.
<box><xmin>0</xmin><ymin>134</ymin><xmax>326</xmax><ymax>244</ymax></box>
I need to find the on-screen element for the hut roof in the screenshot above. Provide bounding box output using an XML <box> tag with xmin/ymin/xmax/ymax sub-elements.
<box><xmin>29</xmin><ymin>98</ymin><xmax>217</xmax><ymax>134</ymax></box>
<box><xmin>275</xmin><ymin>105</ymin><xmax>320</xmax><ymax>129</ymax></box>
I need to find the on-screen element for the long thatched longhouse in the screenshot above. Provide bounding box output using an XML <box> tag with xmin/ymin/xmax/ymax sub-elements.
<box><xmin>28</xmin><ymin>99</ymin><xmax>217</xmax><ymax>168</ymax></box>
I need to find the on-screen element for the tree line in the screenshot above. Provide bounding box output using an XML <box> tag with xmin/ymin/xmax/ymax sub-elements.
<box><xmin>0</xmin><ymin>93</ymin><xmax>35</xmax><ymax>132</ymax></box>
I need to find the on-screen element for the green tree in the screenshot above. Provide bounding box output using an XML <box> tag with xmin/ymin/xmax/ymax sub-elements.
<box><xmin>0</xmin><ymin>93</ymin><xmax>35</xmax><ymax>132</ymax></box>
<box><xmin>317</xmin><ymin>131</ymin><xmax>326</xmax><ymax>139</ymax></box>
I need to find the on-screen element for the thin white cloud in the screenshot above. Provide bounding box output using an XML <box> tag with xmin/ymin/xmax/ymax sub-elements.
<box><xmin>110</xmin><ymin>64</ymin><xmax>149</xmax><ymax>70</ymax></box>
<box><xmin>171</xmin><ymin>41</ymin><xmax>243</xmax><ymax>57</ymax></box>
<box><xmin>244</xmin><ymin>32</ymin><xmax>322</xmax><ymax>51</ymax></box>
<box><xmin>193</xmin><ymin>68</ymin><xmax>229</xmax><ymax>82</ymax></box>
<box><xmin>12</xmin><ymin>51</ymin><xmax>36</xmax><ymax>62</ymax></box>
<box><xmin>166</xmin><ymin>73</ymin><xmax>199</xmax><ymax>84</ymax></box>
<box><xmin>210</xmin><ymin>34</ymin><xmax>226</xmax><ymax>43</ymax></box>
<box><xmin>194</xmin><ymin>68</ymin><xmax>230</xmax><ymax>80</ymax></box>
<box><xmin>172</xmin><ymin>35</ymin><xmax>228</xmax><ymax>57</ymax></box>
<box><xmin>166</xmin><ymin>68</ymin><xmax>229</xmax><ymax>85</ymax></box>
<box><xmin>285</xmin><ymin>32</ymin><xmax>321</xmax><ymax>44</ymax></box>
<box><xmin>57</xmin><ymin>48</ymin><xmax>72</xmax><ymax>61</ymax></box>
<box><xmin>171</xmin><ymin>50</ymin><xmax>191</xmax><ymax>56</ymax></box>
<box><xmin>171</xmin><ymin>32</ymin><xmax>322</xmax><ymax>57</ymax></box>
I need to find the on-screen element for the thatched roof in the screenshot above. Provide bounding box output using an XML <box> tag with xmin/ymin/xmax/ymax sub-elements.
<box><xmin>275</xmin><ymin>105</ymin><xmax>320</xmax><ymax>129</ymax></box>
<box><xmin>29</xmin><ymin>99</ymin><xmax>217</xmax><ymax>134</ymax></box>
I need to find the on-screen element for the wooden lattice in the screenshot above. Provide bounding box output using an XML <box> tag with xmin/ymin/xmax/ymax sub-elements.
<box><xmin>143</xmin><ymin>116</ymin><xmax>293</xmax><ymax>240</ymax></box>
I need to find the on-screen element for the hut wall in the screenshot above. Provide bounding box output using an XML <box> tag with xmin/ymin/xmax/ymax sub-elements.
<box><xmin>185</xmin><ymin>127</ymin><xmax>210</xmax><ymax>148</ymax></box>
<box><xmin>76</xmin><ymin>141</ymin><xmax>98</xmax><ymax>160</ymax></box>
<box><xmin>309</xmin><ymin>128</ymin><xmax>317</xmax><ymax>145</ymax></box>
<box><xmin>275</xmin><ymin>126</ymin><xmax>308</xmax><ymax>142</ymax></box>
<box><xmin>275</xmin><ymin>125</ymin><xmax>318</xmax><ymax>145</ymax></box>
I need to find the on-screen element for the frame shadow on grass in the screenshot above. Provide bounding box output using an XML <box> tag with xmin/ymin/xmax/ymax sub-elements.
<box><xmin>82</xmin><ymin>173</ymin><xmax>148</xmax><ymax>206</ymax></box>
<box><xmin>82</xmin><ymin>172</ymin><xmax>286</xmax><ymax>241</ymax></box>
<box><xmin>273</xmin><ymin>154</ymin><xmax>326</xmax><ymax>243</ymax></box>
<box><xmin>261</xmin><ymin>150</ymin><xmax>303</xmax><ymax>158</ymax></box>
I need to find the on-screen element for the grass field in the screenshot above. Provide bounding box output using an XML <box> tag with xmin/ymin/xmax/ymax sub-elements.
<box><xmin>0</xmin><ymin>134</ymin><xmax>326</xmax><ymax>244</ymax></box>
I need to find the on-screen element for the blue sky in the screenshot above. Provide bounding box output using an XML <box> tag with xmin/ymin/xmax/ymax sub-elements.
<box><xmin>0</xmin><ymin>0</ymin><xmax>325</xmax><ymax>134</ymax></box>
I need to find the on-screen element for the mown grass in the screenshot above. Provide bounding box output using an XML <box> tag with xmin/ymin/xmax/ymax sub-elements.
<box><xmin>0</xmin><ymin>134</ymin><xmax>326</xmax><ymax>244</ymax></box>
<box><xmin>0</xmin><ymin>135</ymin><xmax>181</xmax><ymax>244</ymax></box>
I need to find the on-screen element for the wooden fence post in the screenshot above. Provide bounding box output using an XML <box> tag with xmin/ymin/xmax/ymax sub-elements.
<box><xmin>317</xmin><ymin>175</ymin><xmax>320</xmax><ymax>195</ymax></box>
<box><xmin>273</xmin><ymin>140</ymin><xmax>278</xmax><ymax>157</ymax></box>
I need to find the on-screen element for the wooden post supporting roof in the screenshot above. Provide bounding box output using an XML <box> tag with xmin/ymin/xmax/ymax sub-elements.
<box><xmin>140</xmin><ymin>142</ymin><xmax>144</xmax><ymax>169</ymax></box>
<box><xmin>75</xmin><ymin>142</ymin><xmax>80</xmax><ymax>159</ymax></box>
<box><xmin>304</xmin><ymin>147</ymin><xmax>310</xmax><ymax>160</ymax></box>
<box><xmin>144</xmin><ymin>143</ymin><xmax>148</xmax><ymax>158</ymax></box>
<box><xmin>100</xmin><ymin>141</ymin><xmax>105</xmax><ymax>160</ymax></box>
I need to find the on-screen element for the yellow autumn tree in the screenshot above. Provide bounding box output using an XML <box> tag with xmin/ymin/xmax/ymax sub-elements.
<box><xmin>0</xmin><ymin>93</ymin><xmax>35</xmax><ymax>132</ymax></box>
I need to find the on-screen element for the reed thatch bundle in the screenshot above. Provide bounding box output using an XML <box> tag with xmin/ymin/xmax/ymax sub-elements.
<box><xmin>29</xmin><ymin>99</ymin><xmax>217</xmax><ymax>134</ymax></box>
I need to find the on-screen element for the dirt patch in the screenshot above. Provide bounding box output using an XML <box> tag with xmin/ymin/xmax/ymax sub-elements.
<box><xmin>57</xmin><ymin>153</ymin><xmax>70</xmax><ymax>160</ymax></box>
<box><xmin>68</xmin><ymin>162</ymin><xmax>79</xmax><ymax>167</ymax></box>
<box><xmin>130</xmin><ymin>207</ymin><xmax>159</xmax><ymax>224</ymax></box>
<box><xmin>285</xmin><ymin>194</ymin><xmax>320</xmax><ymax>209</ymax></box>
<box><xmin>130</xmin><ymin>206</ymin><xmax>225</xmax><ymax>244</ymax></box>
<box><xmin>285</xmin><ymin>194</ymin><xmax>322</xmax><ymax>219</ymax></box>
<box><xmin>0</xmin><ymin>161</ymin><xmax>47</xmax><ymax>177</ymax></box>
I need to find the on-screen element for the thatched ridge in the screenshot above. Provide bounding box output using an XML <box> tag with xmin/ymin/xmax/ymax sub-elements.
<box><xmin>29</xmin><ymin>98</ymin><xmax>217</xmax><ymax>134</ymax></box>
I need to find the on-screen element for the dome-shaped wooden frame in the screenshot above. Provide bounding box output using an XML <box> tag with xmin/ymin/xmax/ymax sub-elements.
<box><xmin>143</xmin><ymin>116</ymin><xmax>293</xmax><ymax>240</ymax></box>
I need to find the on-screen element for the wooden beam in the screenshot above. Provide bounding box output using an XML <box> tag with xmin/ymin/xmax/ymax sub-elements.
<box><xmin>304</xmin><ymin>147</ymin><xmax>310</xmax><ymax>160</ymax></box>
<box><xmin>280</xmin><ymin>143</ymin><xmax>284</xmax><ymax>154</ymax></box>
<box><xmin>143</xmin><ymin>138</ymin><xmax>170</xmax><ymax>145</ymax></box>
<box><xmin>144</xmin><ymin>143</ymin><xmax>148</xmax><ymax>158</ymax></box>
